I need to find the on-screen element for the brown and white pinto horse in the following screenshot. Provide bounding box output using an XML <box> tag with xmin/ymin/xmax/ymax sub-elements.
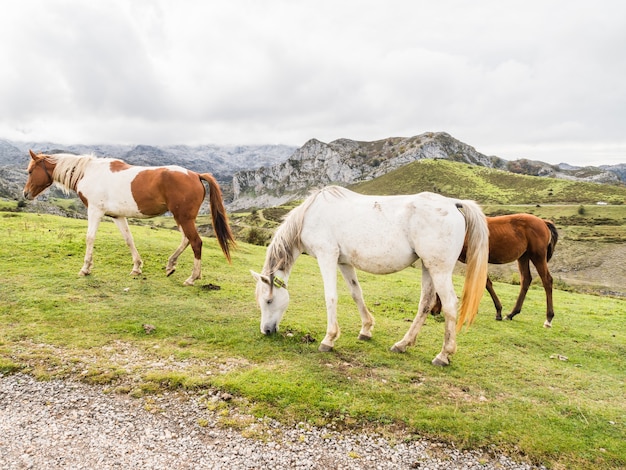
<box><xmin>433</xmin><ymin>213</ymin><xmax>558</xmax><ymax>327</ymax></box>
<box><xmin>23</xmin><ymin>150</ymin><xmax>235</xmax><ymax>285</ymax></box>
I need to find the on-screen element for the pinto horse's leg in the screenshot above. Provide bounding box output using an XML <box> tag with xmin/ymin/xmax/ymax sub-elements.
<box><xmin>338</xmin><ymin>264</ymin><xmax>375</xmax><ymax>341</ymax></box>
<box><xmin>317</xmin><ymin>256</ymin><xmax>340</xmax><ymax>352</ymax></box>
<box><xmin>506</xmin><ymin>256</ymin><xmax>532</xmax><ymax>321</ymax></box>
<box><xmin>111</xmin><ymin>217</ymin><xmax>143</xmax><ymax>275</ymax></box>
<box><xmin>486</xmin><ymin>276</ymin><xmax>504</xmax><ymax>321</ymax></box>
<box><xmin>532</xmin><ymin>258</ymin><xmax>554</xmax><ymax>328</ymax></box>
<box><xmin>165</xmin><ymin>227</ymin><xmax>190</xmax><ymax>278</ymax></box>
<box><xmin>80</xmin><ymin>208</ymin><xmax>103</xmax><ymax>276</ymax></box>
<box><xmin>178</xmin><ymin>219</ymin><xmax>203</xmax><ymax>286</ymax></box>
<box><xmin>391</xmin><ymin>268</ymin><xmax>438</xmax><ymax>355</ymax></box>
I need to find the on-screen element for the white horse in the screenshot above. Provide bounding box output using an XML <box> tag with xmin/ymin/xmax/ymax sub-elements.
<box><xmin>252</xmin><ymin>186</ymin><xmax>489</xmax><ymax>366</ymax></box>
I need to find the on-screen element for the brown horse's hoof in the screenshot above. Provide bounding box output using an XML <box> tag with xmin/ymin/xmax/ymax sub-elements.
<box><xmin>166</xmin><ymin>268</ymin><xmax>176</xmax><ymax>277</ymax></box>
<box><xmin>318</xmin><ymin>343</ymin><xmax>333</xmax><ymax>352</ymax></box>
<box><xmin>358</xmin><ymin>334</ymin><xmax>372</xmax><ymax>341</ymax></box>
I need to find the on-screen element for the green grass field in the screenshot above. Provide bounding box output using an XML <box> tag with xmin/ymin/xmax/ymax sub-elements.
<box><xmin>0</xmin><ymin>211</ymin><xmax>625</xmax><ymax>469</ymax></box>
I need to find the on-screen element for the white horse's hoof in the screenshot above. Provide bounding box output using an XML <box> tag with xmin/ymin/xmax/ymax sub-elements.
<box><xmin>78</xmin><ymin>270</ymin><xmax>90</xmax><ymax>277</ymax></box>
<box><xmin>183</xmin><ymin>279</ymin><xmax>195</xmax><ymax>286</ymax></box>
<box><xmin>390</xmin><ymin>343</ymin><xmax>406</xmax><ymax>353</ymax></box>
<box><xmin>318</xmin><ymin>343</ymin><xmax>333</xmax><ymax>352</ymax></box>
<box><xmin>358</xmin><ymin>334</ymin><xmax>372</xmax><ymax>341</ymax></box>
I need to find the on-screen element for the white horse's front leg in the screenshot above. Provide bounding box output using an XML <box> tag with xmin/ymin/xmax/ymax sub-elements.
<box><xmin>339</xmin><ymin>264</ymin><xmax>375</xmax><ymax>341</ymax></box>
<box><xmin>318</xmin><ymin>257</ymin><xmax>340</xmax><ymax>352</ymax></box>
<box><xmin>80</xmin><ymin>209</ymin><xmax>103</xmax><ymax>276</ymax></box>
<box><xmin>112</xmin><ymin>217</ymin><xmax>143</xmax><ymax>275</ymax></box>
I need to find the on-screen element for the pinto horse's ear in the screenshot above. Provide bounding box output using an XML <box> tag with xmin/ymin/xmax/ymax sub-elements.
<box><xmin>250</xmin><ymin>270</ymin><xmax>271</xmax><ymax>285</ymax></box>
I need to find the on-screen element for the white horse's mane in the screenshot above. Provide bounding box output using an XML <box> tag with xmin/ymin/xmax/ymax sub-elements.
<box><xmin>263</xmin><ymin>186</ymin><xmax>347</xmax><ymax>274</ymax></box>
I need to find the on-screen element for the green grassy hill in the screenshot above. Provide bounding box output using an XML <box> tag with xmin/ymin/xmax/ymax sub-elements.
<box><xmin>350</xmin><ymin>159</ymin><xmax>626</xmax><ymax>205</ymax></box>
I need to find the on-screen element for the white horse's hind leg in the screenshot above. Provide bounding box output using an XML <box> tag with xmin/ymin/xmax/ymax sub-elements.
<box><xmin>166</xmin><ymin>228</ymin><xmax>189</xmax><ymax>277</ymax></box>
<box><xmin>317</xmin><ymin>256</ymin><xmax>340</xmax><ymax>352</ymax></box>
<box><xmin>391</xmin><ymin>269</ymin><xmax>436</xmax><ymax>353</ymax></box>
<box><xmin>430</xmin><ymin>272</ymin><xmax>459</xmax><ymax>367</ymax></box>
<box><xmin>112</xmin><ymin>217</ymin><xmax>143</xmax><ymax>275</ymax></box>
<box><xmin>339</xmin><ymin>264</ymin><xmax>375</xmax><ymax>340</ymax></box>
<box><xmin>80</xmin><ymin>209</ymin><xmax>103</xmax><ymax>276</ymax></box>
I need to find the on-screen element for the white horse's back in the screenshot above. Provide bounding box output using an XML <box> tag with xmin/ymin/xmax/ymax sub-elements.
<box><xmin>300</xmin><ymin>187</ymin><xmax>466</xmax><ymax>274</ymax></box>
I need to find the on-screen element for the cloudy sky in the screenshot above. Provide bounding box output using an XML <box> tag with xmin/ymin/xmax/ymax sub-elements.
<box><xmin>1</xmin><ymin>1</ymin><xmax>625</xmax><ymax>166</ymax></box>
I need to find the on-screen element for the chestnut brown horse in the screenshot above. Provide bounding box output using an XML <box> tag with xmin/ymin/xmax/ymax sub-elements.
<box><xmin>23</xmin><ymin>150</ymin><xmax>235</xmax><ymax>285</ymax></box>
<box><xmin>434</xmin><ymin>213</ymin><xmax>558</xmax><ymax>327</ymax></box>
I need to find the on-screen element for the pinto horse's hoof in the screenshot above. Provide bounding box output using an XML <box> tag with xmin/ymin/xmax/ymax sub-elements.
<box><xmin>318</xmin><ymin>343</ymin><xmax>334</xmax><ymax>352</ymax></box>
<box><xmin>543</xmin><ymin>320</ymin><xmax>552</xmax><ymax>328</ymax></box>
<box><xmin>358</xmin><ymin>334</ymin><xmax>372</xmax><ymax>341</ymax></box>
<box><xmin>432</xmin><ymin>357</ymin><xmax>450</xmax><ymax>367</ymax></box>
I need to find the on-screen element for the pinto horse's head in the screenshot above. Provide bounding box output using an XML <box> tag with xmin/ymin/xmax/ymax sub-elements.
<box><xmin>23</xmin><ymin>150</ymin><xmax>54</xmax><ymax>200</ymax></box>
<box><xmin>251</xmin><ymin>270</ymin><xmax>290</xmax><ymax>335</ymax></box>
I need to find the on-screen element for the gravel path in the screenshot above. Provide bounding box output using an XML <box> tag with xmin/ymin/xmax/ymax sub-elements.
<box><xmin>0</xmin><ymin>374</ymin><xmax>544</xmax><ymax>469</ymax></box>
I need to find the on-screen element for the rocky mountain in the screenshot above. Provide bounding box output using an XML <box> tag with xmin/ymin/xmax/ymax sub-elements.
<box><xmin>230</xmin><ymin>131</ymin><xmax>624</xmax><ymax>210</ymax></box>
<box><xmin>0</xmin><ymin>139</ymin><xmax>297</xmax><ymax>200</ymax></box>
<box><xmin>2</xmin><ymin>133</ymin><xmax>624</xmax><ymax>211</ymax></box>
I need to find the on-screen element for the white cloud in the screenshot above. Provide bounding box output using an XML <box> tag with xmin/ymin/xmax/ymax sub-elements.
<box><xmin>1</xmin><ymin>0</ymin><xmax>625</xmax><ymax>165</ymax></box>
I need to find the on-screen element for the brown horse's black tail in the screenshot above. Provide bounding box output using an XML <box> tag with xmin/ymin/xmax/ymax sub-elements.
<box><xmin>199</xmin><ymin>173</ymin><xmax>236</xmax><ymax>263</ymax></box>
<box><xmin>545</xmin><ymin>220</ymin><xmax>559</xmax><ymax>262</ymax></box>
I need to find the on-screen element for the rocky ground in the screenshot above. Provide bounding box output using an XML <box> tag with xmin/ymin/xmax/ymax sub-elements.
<box><xmin>0</xmin><ymin>374</ymin><xmax>545</xmax><ymax>470</ymax></box>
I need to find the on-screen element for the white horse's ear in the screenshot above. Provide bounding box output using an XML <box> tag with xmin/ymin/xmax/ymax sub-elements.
<box><xmin>250</xmin><ymin>270</ymin><xmax>270</xmax><ymax>285</ymax></box>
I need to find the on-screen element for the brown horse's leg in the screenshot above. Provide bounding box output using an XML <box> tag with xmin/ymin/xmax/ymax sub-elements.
<box><xmin>486</xmin><ymin>276</ymin><xmax>504</xmax><ymax>320</ymax></box>
<box><xmin>506</xmin><ymin>257</ymin><xmax>532</xmax><ymax>320</ymax></box>
<box><xmin>431</xmin><ymin>294</ymin><xmax>442</xmax><ymax>315</ymax></box>
<box><xmin>533</xmin><ymin>259</ymin><xmax>554</xmax><ymax>328</ymax></box>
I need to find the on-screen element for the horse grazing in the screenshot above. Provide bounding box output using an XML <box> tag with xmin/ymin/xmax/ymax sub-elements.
<box><xmin>251</xmin><ymin>186</ymin><xmax>489</xmax><ymax>366</ymax></box>
<box><xmin>23</xmin><ymin>150</ymin><xmax>235</xmax><ymax>285</ymax></box>
<box><xmin>433</xmin><ymin>213</ymin><xmax>558</xmax><ymax>327</ymax></box>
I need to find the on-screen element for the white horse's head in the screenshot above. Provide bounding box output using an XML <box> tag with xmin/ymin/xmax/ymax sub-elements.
<box><xmin>251</xmin><ymin>270</ymin><xmax>290</xmax><ymax>335</ymax></box>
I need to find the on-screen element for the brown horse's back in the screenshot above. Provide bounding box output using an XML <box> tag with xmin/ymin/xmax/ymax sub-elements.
<box><xmin>459</xmin><ymin>213</ymin><xmax>553</xmax><ymax>265</ymax></box>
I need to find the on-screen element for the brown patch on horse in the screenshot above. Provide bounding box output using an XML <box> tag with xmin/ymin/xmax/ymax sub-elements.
<box><xmin>110</xmin><ymin>160</ymin><xmax>131</xmax><ymax>172</ymax></box>
<box><xmin>78</xmin><ymin>191</ymin><xmax>89</xmax><ymax>207</ymax></box>
<box><xmin>130</xmin><ymin>168</ymin><xmax>184</xmax><ymax>216</ymax></box>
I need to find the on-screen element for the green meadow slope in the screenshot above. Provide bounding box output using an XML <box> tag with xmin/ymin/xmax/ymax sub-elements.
<box><xmin>350</xmin><ymin>159</ymin><xmax>626</xmax><ymax>205</ymax></box>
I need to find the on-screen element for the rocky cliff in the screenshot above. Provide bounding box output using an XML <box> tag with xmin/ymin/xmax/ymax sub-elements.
<box><xmin>231</xmin><ymin>132</ymin><xmax>502</xmax><ymax>209</ymax></box>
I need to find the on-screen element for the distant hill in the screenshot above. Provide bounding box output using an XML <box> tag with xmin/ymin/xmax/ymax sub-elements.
<box><xmin>230</xmin><ymin>131</ymin><xmax>624</xmax><ymax>210</ymax></box>
<box><xmin>0</xmin><ymin>139</ymin><xmax>297</xmax><ymax>201</ymax></box>
<box><xmin>350</xmin><ymin>159</ymin><xmax>626</xmax><ymax>205</ymax></box>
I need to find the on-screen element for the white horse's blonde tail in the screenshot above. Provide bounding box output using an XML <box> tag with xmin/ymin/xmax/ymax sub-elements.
<box><xmin>456</xmin><ymin>201</ymin><xmax>489</xmax><ymax>331</ymax></box>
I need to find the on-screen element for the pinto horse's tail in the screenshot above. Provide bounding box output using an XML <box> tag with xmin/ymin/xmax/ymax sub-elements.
<box><xmin>199</xmin><ymin>173</ymin><xmax>236</xmax><ymax>263</ymax></box>
<box><xmin>545</xmin><ymin>220</ymin><xmax>559</xmax><ymax>262</ymax></box>
<box><xmin>455</xmin><ymin>201</ymin><xmax>490</xmax><ymax>331</ymax></box>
